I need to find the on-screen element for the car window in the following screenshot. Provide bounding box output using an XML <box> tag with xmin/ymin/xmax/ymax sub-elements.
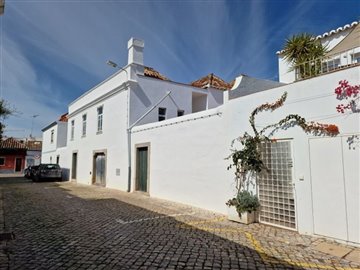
<box><xmin>40</xmin><ymin>164</ymin><xmax>60</xmax><ymax>169</ymax></box>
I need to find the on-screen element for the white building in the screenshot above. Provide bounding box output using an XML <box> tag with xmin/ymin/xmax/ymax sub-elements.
<box><xmin>278</xmin><ymin>21</ymin><xmax>360</xmax><ymax>83</ymax></box>
<box><xmin>42</xmin><ymin>23</ymin><xmax>359</xmax><ymax>245</ymax></box>
<box><xmin>42</xmin><ymin>38</ymin><xmax>225</xmax><ymax>190</ymax></box>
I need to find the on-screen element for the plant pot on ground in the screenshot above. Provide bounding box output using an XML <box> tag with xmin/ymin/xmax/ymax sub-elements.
<box><xmin>226</xmin><ymin>190</ymin><xmax>260</xmax><ymax>224</ymax></box>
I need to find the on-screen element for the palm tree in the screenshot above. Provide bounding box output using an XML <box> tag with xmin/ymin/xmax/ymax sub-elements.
<box><xmin>282</xmin><ymin>33</ymin><xmax>328</xmax><ymax>79</ymax></box>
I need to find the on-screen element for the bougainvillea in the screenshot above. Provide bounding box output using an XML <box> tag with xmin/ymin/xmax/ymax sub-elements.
<box><xmin>227</xmin><ymin>92</ymin><xmax>339</xmax><ymax>205</ymax></box>
<box><xmin>335</xmin><ymin>80</ymin><xmax>359</xmax><ymax>113</ymax></box>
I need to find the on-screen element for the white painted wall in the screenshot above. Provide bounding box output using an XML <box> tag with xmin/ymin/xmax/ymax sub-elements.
<box><xmin>56</xmin><ymin>122</ymin><xmax>68</xmax><ymax>148</ymax></box>
<box><xmin>42</xmin><ymin>124</ymin><xmax>58</xmax><ymax>154</ymax></box>
<box><xmin>132</xmin><ymin>76</ymin><xmax>223</xmax><ymax>126</ymax></box>
<box><xmin>66</xmin><ymin>88</ymin><xmax>129</xmax><ymax>190</ymax></box>
<box><xmin>131</xmin><ymin>66</ymin><xmax>359</xmax><ymax>244</ymax></box>
<box><xmin>131</xmin><ymin>108</ymin><xmax>233</xmax><ymax>214</ymax></box>
<box><xmin>226</xmin><ymin>67</ymin><xmax>359</xmax><ymax>242</ymax></box>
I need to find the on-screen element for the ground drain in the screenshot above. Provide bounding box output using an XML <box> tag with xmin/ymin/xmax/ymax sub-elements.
<box><xmin>0</xmin><ymin>232</ymin><xmax>14</xmax><ymax>241</ymax></box>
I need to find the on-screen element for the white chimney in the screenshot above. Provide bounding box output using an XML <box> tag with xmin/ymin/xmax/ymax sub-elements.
<box><xmin>128</xmin><ymin>38</ymin><xmax>144</xmax><ymax>66</ymax></box>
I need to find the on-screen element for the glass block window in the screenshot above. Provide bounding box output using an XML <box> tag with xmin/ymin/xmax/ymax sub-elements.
<box><xmin>258</xmin><ymin>140</ymin><xmax>296</xmax><ymax>230</ymax></box>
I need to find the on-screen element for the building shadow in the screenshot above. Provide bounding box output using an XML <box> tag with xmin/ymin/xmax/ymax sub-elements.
<box><xmin>2</xmin><ymin>180</ymin><xmax>305</xmax><ymax>270</ymax></box>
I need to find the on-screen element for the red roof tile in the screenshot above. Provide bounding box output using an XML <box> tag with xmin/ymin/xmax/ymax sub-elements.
<box><xmin>191</xmin><ymin>73</ymin><xmax>234</xmax><ymax>90</ymax></box>
<box><xmin>59</xmin><ymin>113</ymin><xmax>68</xmax><ymax>122</ymax></box>
<box><xmin>144</xmin><ymin>66</ymin><xmax>169</xmax><ymax>81</ymax></box>
<box><xmin>0</xmin><ymin>137</ymin><xmax>27</xmax><ymax>149</ymax></box>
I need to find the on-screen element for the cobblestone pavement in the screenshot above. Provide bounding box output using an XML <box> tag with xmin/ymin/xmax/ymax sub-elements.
<box><xmin>0</xmin><ymin>177</ymin><xmax>359</xmax><ymax>270</ymax></box>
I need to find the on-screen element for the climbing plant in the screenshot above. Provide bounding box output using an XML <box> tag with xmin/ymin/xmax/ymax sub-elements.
<box><xmin>335</xmin><ymin>80</ymin><xmax>359</xmax><ymax>113</ymax></box>
<box><xmin>227</xmin><ymin>92</ymin><xmax>339</xmax><ymax>211</ymax></box>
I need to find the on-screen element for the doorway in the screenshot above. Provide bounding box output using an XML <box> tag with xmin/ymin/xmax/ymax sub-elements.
<box><xmin>71</xmin><ymin>152</ymin><xmax>77</xmax><ymax>180</ymax></box>
<box><xmin>15</xmin><ymin>158</ymin><xmax>22</xmax><ymax>172</ymax></box>
<box><xmin>258</xmin><ymin>140</ymin><xmax>297</xmax><ymax>230</ymax></box>
<box><xmin>93</xmin><ymin>152</ymin><xmax>106</xmax><ymax>186</ymax></box>
<box><xmin>136</xmin><ymin>146</ymin><xmax>149</xmax><ymax>192</ymax></box>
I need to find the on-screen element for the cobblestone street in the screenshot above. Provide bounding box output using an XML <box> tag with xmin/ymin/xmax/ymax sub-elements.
<box><xmin>0</xmin><ymin>176</ymin><xmax>359</xmax><ymax>270</ymax></box>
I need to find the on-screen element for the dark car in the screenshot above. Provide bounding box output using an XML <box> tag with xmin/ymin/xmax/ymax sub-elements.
<box><xmin>24</xmin><ymin>165</ymin><xmax>39</xmax><ymax>179</ymax></box>
<box><xmin>33</xmin><ymin>164</ymin><xmax>62</xmax><ymax>182</ymax></box>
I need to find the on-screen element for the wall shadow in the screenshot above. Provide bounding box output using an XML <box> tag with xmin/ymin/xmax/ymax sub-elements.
<box><xmin>2</xmin><ymin>180</ymin><xmax>305</xmax><ymax>269</ymax></box>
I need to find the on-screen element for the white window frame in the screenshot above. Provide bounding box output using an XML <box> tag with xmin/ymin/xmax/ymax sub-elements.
<box><xmin>82</xmin><ymin>114</ymin><xmax>87</xmax><ymax>137</ymax></box>
<box><xmin>97</xmin><ymin>106</ymin><xmax>103</xmax><ymax>134</ymax></box>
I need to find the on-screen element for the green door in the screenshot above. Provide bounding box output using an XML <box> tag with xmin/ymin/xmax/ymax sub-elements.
<box><xmin>136</xmin><ymin>147</ymin><xmax>148</xmax><ymax>192</ymax></box>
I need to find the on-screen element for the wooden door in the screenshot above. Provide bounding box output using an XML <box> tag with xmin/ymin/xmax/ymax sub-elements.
<box><xmin>15</xmin><ymin>158</ymin><xmax>22</xmax><ymax>172</ymax></box>
<box><xmin>71</xmin><ymin>153</ymin><xmax>77</xmax><ymax>180</ymax></box>
<box><xmin>136</xmin><ymin>147</ymin><xmax>148</xmax><ymax>192</ymax></box>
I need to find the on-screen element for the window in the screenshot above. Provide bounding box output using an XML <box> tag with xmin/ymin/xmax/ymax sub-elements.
<box><xmin>97</xmin><ymin>106</ymin><xmax>103</xmax><ymax>133</ymax></box>
<box><xmin>0</xmin><ymin>157</ymin><xmax>5</xmax><ymax>166</ymax></box>
<box><xmin>177</xmin><ymin>110</ymin><xmax>184</xmax><ymax>117</ymax></box>
<box><xmin>351</xmin><ymin>52</ymin><xmax>360</xmax><ymax>64</ymax></box>
<box><xmin>158</xmin><ymin>107</ymin><xmax>166</xmax><ymax>121</ymax></box>
<box><xmin>82</xmin><ymin>114</ymin><xmax>87</xmax><ymax>137</ymax></box>
<box><xmin>56</xmin><ymin>155</ymin><xmax>60</xmax><ymax>164</ymax></box>
<box><xmin>50</xmin><ymin>156</ymin><xmax>53</xmax><ymax>163</ymax></box>
<box><xmin>71</xmin><ymin>120</ymin><xmax>75</xmax><ymax>140</ymax></box>
<box><xmin>50</xmin><ymin>130</ymin><xmax>54</xmax><ymax>143</ymax></box>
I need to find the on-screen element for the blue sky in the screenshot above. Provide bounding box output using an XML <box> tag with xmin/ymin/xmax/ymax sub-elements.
<box><xmin>1</xmin><ymin>0</ymin><xmax>359</xmax><ymax>138</ymax></box>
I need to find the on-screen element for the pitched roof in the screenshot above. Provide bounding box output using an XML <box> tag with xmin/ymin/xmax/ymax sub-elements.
<box><xmin>326</xmin><ymin>23</ymin><xmax>360</xmax><ymax>56</ymax></box>
<box><xmin>0</xmin><ymin>137</ymin><xmax>27</xmax><ymax>149</ymax></box>
<box><xmin>190</xmin><ymin>73</ymin><xmax>234</xmax><ymax>90</ymax></box>
<box><xmin>26</xmin><ymin>140</ymin><xmax>42</xmax><ymax>151</ymax></box>
<box><xmin>144</xmin><ymin>66</ymin><xmax>169</xmax><ymax>81</ymax></box>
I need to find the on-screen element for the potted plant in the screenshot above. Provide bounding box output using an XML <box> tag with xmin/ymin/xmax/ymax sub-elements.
<box><xmin>226</xmin><ymin>190</ymin><xmax>260</xmax><ymax>224</ymax></box>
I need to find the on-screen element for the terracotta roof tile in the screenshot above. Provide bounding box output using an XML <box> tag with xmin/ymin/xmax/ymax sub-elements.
<box><xmin>190</xmin><ymin>73</ymin><xmax>233</xmax><ymax>90</ymax></box>
<box><xmin>59</xmin><ymin>113</ymin><xmax>68</xmax><ymax>122</ymax></box>
<box><xmin>0</xmin><ymin>137</ymin><xmax>27</xmax><ymax>149</ymax></box>
<box><xmin>144</xmin><ymin>66</ymin><xmax>169</xmax><ymax>81</ymax></box>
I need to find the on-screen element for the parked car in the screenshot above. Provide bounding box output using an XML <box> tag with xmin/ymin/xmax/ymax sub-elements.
<box><xmin>33</xmin><ymin>164</ymin><xmax>62</xmax><ymax>182</ymax></box>
<box><xmin>24</xmin><ymin>165</ymin><xmax>39</xmax><ymax>179</ymax></box>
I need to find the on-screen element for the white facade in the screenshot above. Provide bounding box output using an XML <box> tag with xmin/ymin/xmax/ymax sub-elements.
<box><xmin>42</xmin><ymin>32</ymin><xmax>359</xmax><ymax>244</ymax></box>
<box><xmin>42</xmin><ymin>121</ymin><xmax>68</xmax><ymax>165</ymax></box>
<box><xmin>42</xmin><ymin>38</ymin><xmax>224</xmax><ymax>189</ymax></box>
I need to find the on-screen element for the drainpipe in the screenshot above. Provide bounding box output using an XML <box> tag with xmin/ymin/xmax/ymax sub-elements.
<box><xmin>126</xmin><ymin>91</ymin><xmax>171</xmax><ymax>192</ymax></box>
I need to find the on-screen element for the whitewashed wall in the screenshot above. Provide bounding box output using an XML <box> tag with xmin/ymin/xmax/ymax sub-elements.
<box><xmin>131</xmin><ymin>108</ymin><xmax>233</xmax><ymax>214</ymax></box>
<box><xmin>42</xmin><ymin>124</ymin><xmax>58</xmax><ymax>154</ymax></box>
<box><xmin>66</xmin><ymin>88</ymin><xmax>129</xmax><ymax>190</ymax></box>
<box><xmin>132</xmin><ymin>76</ymin><xmax>223</xmax><ymax>126</ymax></box>
<box><xmin>226</xmin><ymin>67</ymin><xmax>359</xmax><ymax>243</ymax></box>
<box><xmin>131</xmin><ymin>66</ymin><xmax>359</xmax><ymax>244</ymax></box>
